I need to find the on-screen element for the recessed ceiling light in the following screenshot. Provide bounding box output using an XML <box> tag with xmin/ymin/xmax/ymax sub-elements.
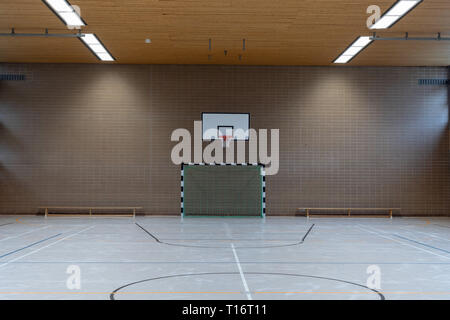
<box><xmin>333</xmin><ymin>36</ymin><xmax>373</xmax><ymax>64</ymax></box>
<box><xmin>370</xmin><ymin>0</ymin><xmax>422</xmax><ymax>29</ymax></box>
<box><xmin>43</xmin><ymin>0</ymin><xmax>86</xmax><ymax>27</ymax></box>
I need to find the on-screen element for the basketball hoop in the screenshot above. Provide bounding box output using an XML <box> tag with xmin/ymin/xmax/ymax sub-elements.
<box><xmin>218</xmin><ymin>125</ymin><xmax>234</xmax><ymax>148</ymax></box>
<box><xmin>219</xmin><ymin>135</ymin><xmax>233</xmax><ymax>148</ymax></box>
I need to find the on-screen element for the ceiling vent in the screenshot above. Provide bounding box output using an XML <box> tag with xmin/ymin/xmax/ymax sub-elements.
<box><xmin>418</xmin><ymin>79</ymin><xmax>448</xmax><ymax>85</ymax></box>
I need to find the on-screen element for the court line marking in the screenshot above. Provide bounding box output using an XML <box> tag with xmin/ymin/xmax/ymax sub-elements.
<box><xmin>110</xmin><ymin>272</ymin><xmax>384</xmax><ymax>300</ymax></box>
<box><xmin>231</xmin><ymin>244</ymin><xmax>252</xmax><ymax>300</ymax></box>
<box><xmin>301</xmin><ymin>224</ymin><xmax>315</xmax><ymax>242</ymax></box>
<box><xmin>393</xmin><ymin>234</ymin><xmax>450</xmax><ymax>254</ymax></box>
<box><xmin>397</xmin><ymin>226</ymin><xmax>450</xmax><ymax>243</ymax></box>
<box><xmin>1</xmin><ymin>261</ymin><xmax>449</xmax><ymax>265</ymax></box>
<box><xmin>135</xmin><ymin>222</ymin><xmax>315</xmax><ymax>249</ymax></box>
<box><xmin>419</xmin><ymin>233</ymin><xmax>450</xmax><ymax>243</ymax></box>
<box><xmin>356</xmin><ymin>225</ymin><xmax>450</xmax><ymax>260</ymax></box>
<box><xmin>15</xmin><ymin>218</ymin><xmax>45</xmax><ymax>225</ymax></box>
<box><xmin>0</xmin><ymin>226</ymin><xmax>95</xmax><ymax>270</ymax></box>
<box><xmin>0</xmin><ymin>225</ymin><xmax>51</xmax><ymax>242</ymax></box>
<box><xmin>0</xmin><ymin>222</ymin><xmax>14</xmax><ymax>228</ymax></box>
<box><xmin>135</xmin><ymin>223</ymin><xmax>161</xmax><ymax>243</ymax></box>
<box><xmin>434</xmin><ymin>224</ymin><xmax>450</xmax><ymax>229</ymax></box>
<box><xmin>0</xmin><ymin>233</ymin><xmax>62</xmax><ymax>259</ymax></box>
<box><xmin>0</xmin><ymin>290</ymin><xmax>448</xmax><ymax>295</ymax></box>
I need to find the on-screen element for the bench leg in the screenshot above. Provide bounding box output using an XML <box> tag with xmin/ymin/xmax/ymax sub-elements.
<box><xmin>133</xmin><ymin>208</ymin><xmax>136</xmax><ymax>219</ymax></box>
<box><xmin>348</xmin><ymin>209</ymin><xmax>351</xmax><ymax>217</ymax></box>
<box><xmin>45</xmin><ymin>208</ymin><xmax>48</xmax><ymax>219</ymax></box>
<box><xmin>306</xmin><ymin>209</ymin><xmax>309</xmax><ymax>219</ymax></box>
<box><xmin>389</xmin><ymin>209</ymin><xmax>393</xmax><ymax>219</ymax></box>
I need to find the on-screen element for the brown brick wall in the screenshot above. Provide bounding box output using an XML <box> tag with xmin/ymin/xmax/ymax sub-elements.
<box><xmin>0</xmin><ymin>63</ymin><xmax>448</xmax><ymax>216</ymax></box>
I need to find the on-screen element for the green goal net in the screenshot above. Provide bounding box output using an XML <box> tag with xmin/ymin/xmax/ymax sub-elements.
<box><xmin>181</xmin><ymin>164</ymin><xmax>265</xmax><ymax>217</ymax></box>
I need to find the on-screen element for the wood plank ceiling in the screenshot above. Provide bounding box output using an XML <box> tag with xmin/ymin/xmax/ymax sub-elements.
<box><xmin>0</xmin><ymin>0</ymin><xmax>449</xmax><ymax>66</ymax></box>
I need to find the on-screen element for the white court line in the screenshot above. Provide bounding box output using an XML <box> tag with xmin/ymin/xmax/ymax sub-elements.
<box><xmin>356</xmin><ymin>225</ymin><xmax>450</xmax><ymax>260</ymax></box>
<box><xmin>397</xmin><ymin>226</ymin><xmax>450</xmax><ymax>243</ymax></box>
<box><xmin>0</xmin><ymin>225</ymin><xmax>95</xmax><ymax>270</ymax></box>
<box><xmin>231</xmin><ymin>243</ymin><xmax>252</xmax><ymax>300</ymax></box>
<box><xmin>0</xmin><ymin>225</ymin><xmax>51</xmax><ymax>242</ymax></box>
<box><xmin>422</xmin><ymin>233</ymin><xmax>450</xmax><ymax>243</ymax></box>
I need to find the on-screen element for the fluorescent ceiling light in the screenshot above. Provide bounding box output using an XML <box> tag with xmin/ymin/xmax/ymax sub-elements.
<box><xmin>334</xmin><ymin>55</ymin><xmax>353</xmax><ymax>64</ymax></box>
<box><xmin>89</xmin><ymin>44</ymin><xmax>107</xmax><ymax>53</ymax></box>
<box><xmin>81</xmin><ymin>34</ymin><xmax>99</xmax><ymax>45</ymax></box>
<box><xmin>43</xmin><ymin>0</ymin><xmax>86</xmax><ymax>27</ymax></box>
<box><xmin>371</xmin><ymin>15</ymin><xmax>401</xmax><ymax>29</ymax></box>
<box><xmin>96</xmin><ymin>53</ymin><xmax>115</xmax><ymax>62</ymax></box>
<box><xmin>59</xmin><ymin>11</ymin><xmax>84</xmax><ymax>26</ymax></box>
<box><xmin>333</xmin><ymin>36</ymin><xmax>373</xmax><ymax>64</ymax></box>
<box><xmin>386</xmin><ymin>0</ymin><xmax>420</xmax><ymax>16</ymax></box>
<box><xmin>352</xmin><ymin>37</ymin><xmax>373</xmax><ymax>47</ymax></box>
<box><xmin>342</xmin><ymin>46</ymin><xmax>365</xmax><ymax>56</ymax></box>
<box><xmin>80</xmin><ymin>33</ymin><xmax>115</xmax><ymax>61</ymax></box>
<box><xmin>370</xmin><ymin>0</ymin><xmax>422</xmax><ymax>29</ymax></box>
<box><xmin>46</xmin><ymin>0</ymin><xmax>72</xmax><ymax>12</ymax></box>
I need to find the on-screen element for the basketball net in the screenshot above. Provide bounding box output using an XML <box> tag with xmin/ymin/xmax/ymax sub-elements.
<box><xmin>219</xmin><ymin>135</ymin><xmax>233</xmax><ymax>148</ymax></box>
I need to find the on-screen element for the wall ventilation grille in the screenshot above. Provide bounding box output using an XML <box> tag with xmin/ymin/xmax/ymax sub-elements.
<box><xmin>0</xmin><ymin>74</ymin><xmax>26</xmax><ymax>81</ymax></box>
<box><xmin>418</xmin><ymin>79</ymin><xmax>449</xmax><ymax>86</ymax></box>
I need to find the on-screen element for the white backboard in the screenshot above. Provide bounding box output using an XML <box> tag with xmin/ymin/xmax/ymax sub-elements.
<box><xmin>202</xmin><ymin>113</ymin><xmax>250</xmax><ymax>140</ymax></box>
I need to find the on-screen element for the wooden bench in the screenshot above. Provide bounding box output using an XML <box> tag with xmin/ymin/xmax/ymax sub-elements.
<box><xmin>297</xmin><ymin>208</ymin><xmax>400</xmax><ymax>219</ymax></box>
<box><xmin>39</xmin><ymin>206</ymin><xmax>142</xmax><ymax>218</ymax></box>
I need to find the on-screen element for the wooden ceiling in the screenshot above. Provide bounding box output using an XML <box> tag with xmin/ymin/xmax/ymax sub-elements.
<box><xmin>0</xmin><ymin>0</ymin><xmax>449</xmax><ymax>66</ymax></box>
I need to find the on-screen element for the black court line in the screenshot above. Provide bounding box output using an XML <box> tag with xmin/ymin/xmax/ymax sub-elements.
<box><xmin>110</xmin><ymin>271</ymin><xmax>384</xmax><ymax>300</ymax></box>
<box><xmin>135</xmin><ymin>222</ymin><xmax>315</xmax><ymax>249</ymax></box>
<box><xmin>0</xmin><ymin>233</ymin><xmax>62</xmax><ymax>259</ymax></box>
<box><xmin>0</xmin><ymin>222</ymin><xmax>14</xmax><ymax>228</ymax></box>
<box><xmin>158</xmin><ymin>238</ymin><xmax>303</xmax><ymax>241</ymax></box>
<box><xmin>301</xmin><ymin>224</ymin><xmax>314</xmax><ymax>242</ymax></box>
<box><xmin>136</xmin><ymin>223</ymin><xmax>161</xmax><ymax>243</ymax></box>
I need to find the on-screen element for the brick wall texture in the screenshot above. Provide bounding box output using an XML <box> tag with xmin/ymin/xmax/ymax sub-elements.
<box><xmin>0</xmin><ymin>63</ymin><xmax>448</xmax><ymax>216</ymax></box>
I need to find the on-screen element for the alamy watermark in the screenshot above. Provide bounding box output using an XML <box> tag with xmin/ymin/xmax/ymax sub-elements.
<box><xmin>366</xmin><ymin>5</ymin><xmax>381</xmax><ymax>28</ymax></box>
<box><xmin>366</xmin><ymin>265</ymin><xmax>381</xmax><ymax>290</ymax></box>
<box><xmin>171</xmin><ymin>121</ymin><xmax>280</xmax><ymax>175</ymax></box>
<box><xmin>66</xmin><ymin>265</ymin><xmax>81</xmax><ymax>290</ymax></box>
